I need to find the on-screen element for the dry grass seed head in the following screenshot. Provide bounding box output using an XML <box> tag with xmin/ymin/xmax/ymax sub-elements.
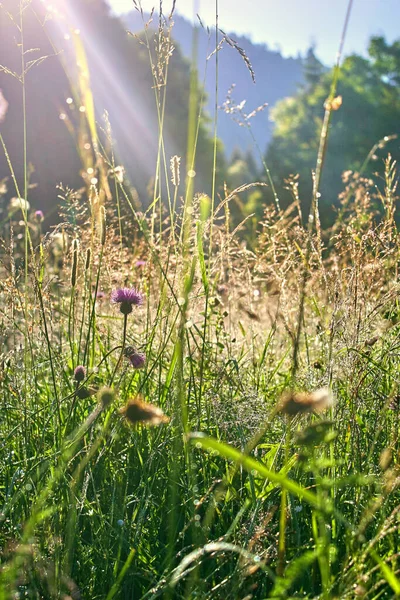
<box><xmin>279</xmin><ymin>387</ymin><xmax>334</xmax><ymax>416</ymax></box>
<box><xmin>120</xmin><ymin>395</ymin><xmax>169</xmax><ymax>426</ymax></box>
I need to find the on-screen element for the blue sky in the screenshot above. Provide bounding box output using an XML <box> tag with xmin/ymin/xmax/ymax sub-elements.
<box><xmin>110</xmin><ymin>0</ymin><xmax>400</xmax><ymax>64</ymax></box>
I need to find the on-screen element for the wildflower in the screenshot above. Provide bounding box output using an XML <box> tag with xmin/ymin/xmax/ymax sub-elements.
<box><xmin>124</xmin><ymin>347</ymin><xmax>146</xmax><ymax>369</ymax></box>
<box><xmin>111</xmin><ymin>287</ymin><xmax>144</xmax><ymax>315</ymax></box>
<box><xmin>135</xmin><ymin>260</ymin><xmax>146</xmax><ymax>268</ymax></box>
<box><xmin>278</xmin><ymin>387</ymin><xmax>334</xmax><ymax>416</ymax></box>
<box><xmin>73</xmin><ymin>365</ymin><xmax>86</xmax><ymax>382</ymax></box>
<box><xmin>98</xmin><ymin>387</ymin><xmax>115</xmax><ymax>409</ymax></box>
<box><xmin>34</xmin><ymin>210</ymin><xmax>44</xmax><ymax>222</ymax></box>
<box><xmin>0</xmin><ymin>89</ymin><xmax>8</xmax><ymax>123</ymax></box>
<box><xmin>120</xmin><ymin>395</ymin><xmax>169</xmax><ymax>427</ymax></box>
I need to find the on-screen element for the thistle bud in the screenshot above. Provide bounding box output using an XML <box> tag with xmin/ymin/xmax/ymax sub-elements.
<box><xmin>74</xmin><ymin>365</ymin><xmax>86</xmax><ymax>382</ymax></box>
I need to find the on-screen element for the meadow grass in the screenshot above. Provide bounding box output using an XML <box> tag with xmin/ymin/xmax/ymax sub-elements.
<box><xmin>1</xmin><ymin>1</ymin><xmax>400</xmax><ymax>599</ymax></box>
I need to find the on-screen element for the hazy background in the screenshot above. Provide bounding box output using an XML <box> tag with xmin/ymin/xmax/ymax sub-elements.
<box><xmin>111</xmin><ymin>0</ymin><xmax>400</xmax><ymax>64</ymax></box>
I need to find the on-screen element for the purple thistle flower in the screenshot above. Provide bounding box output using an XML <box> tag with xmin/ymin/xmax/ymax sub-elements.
<box><xmin>124</xmin><ymin>347</ymin><xmax>146</xmax><ymax>369</ymax></box>
<box><xmin>34</xmin><ymin>210</ymin><xmax>44</xmax><ymax>223</ymax></box>
<box><xmin>129</xmin><ymin>352</ymin><xmax>146</xmax><ymax>369</ymax></box>
<box><xmin>74</xmin><ymin>365</ymin><xmax>86</xmax><ymax>382</ymax></box>
<box><xmin>111</xmin><ymin>287</ymin><xmax>144</xmax><ymax>315</ymax></box>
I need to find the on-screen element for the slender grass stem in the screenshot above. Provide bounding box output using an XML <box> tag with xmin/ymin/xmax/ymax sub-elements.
<box><xmin>83</xmin><ymin>247</ymin><xmax>104</xmax><ymax>367</ymax></box>
<box><xmin>277</xmin><ymin>417</ymin><xmax>291</xmax><ymax>576</ymax></box>
<box><xmin>109</xmin><ymin>313</ymin><xmax>128</xmax><ymax>386</ymax></box>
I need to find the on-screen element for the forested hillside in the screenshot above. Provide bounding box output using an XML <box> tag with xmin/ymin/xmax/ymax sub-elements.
<box><xmin>265</xmin><ymin>38</ymin><xmax>400</xmax><ymax>218</ymax></box>
<box><xmin>124</xmin><ymin>10</ymin><xmax>304</xmax><ymax>159</ymax></box>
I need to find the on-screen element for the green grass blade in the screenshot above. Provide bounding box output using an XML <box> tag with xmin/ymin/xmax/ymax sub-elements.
<box><xmin>370</xmin><ymin>549</ymin><xmax>400</xmax><ymax>596</ymax></box>
<box><xmin>105</xmin><ymin>548</ymin><xmax>136</xmax><ymax>600</ymax></box>
<box><xmin>189</xmin><ymin>433</ymin><xmax>331</xmax><ymax>513</ymax></box>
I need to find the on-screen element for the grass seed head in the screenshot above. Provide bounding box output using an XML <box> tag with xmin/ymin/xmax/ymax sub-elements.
<box><xmin>85</xmin><ymin>247</ymin><xmax>91</xmax><ymax>270</ymax></box>
<box><xmin>100</xmin><ymin>205</ymin><xmax>107</xmax><ymax>246</ymax></box>
<box><xmin>71</xmin><ymin>239</ymin><xmax>79</xmax><ymax>287</ymax></box>
<box><xmin>379</xmin><ymin>447</ymin><xmax>392</xmax><ymax>471</ymax></box>
<box><xmin>170</xmin><ymin>155</ymin><xmax>181</xmax><ymax>187</ymax></box>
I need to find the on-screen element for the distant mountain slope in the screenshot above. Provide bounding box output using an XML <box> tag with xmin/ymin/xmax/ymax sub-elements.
<box><xmin>123</xmin><ymin>11</ymin><xmax>304</xmax><ymax>159</ymax></box>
